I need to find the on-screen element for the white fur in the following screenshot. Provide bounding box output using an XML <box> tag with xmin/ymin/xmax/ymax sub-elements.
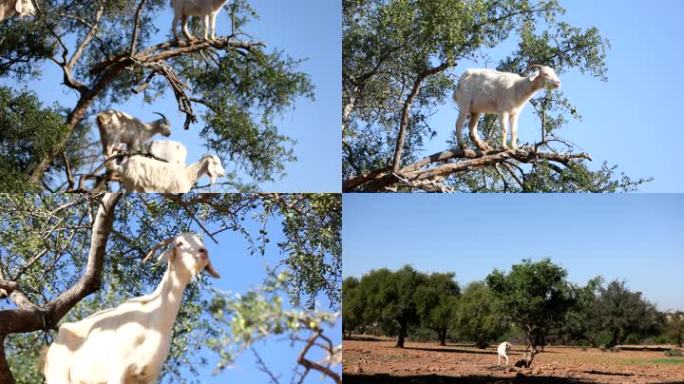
<box><xmin>171</xmin><ymin>0</ymin><xmax>228</xmax><ymax>40</ymax></box>
<box><xmin>0</xmin><ymin>0</ymin><xmax>35</xmax><ymax>21</ymax></box>
<box><xmin>454</xmin><ymin>65</ymin><xmax>561</xmax><ymax>150</ymax></box>
<box><xmin>148</xmin><ymin>140</ymin><xmax>188</xmax><ymax>165</ymax></box>
<box><xmin>96</xmin><ymin>110</ymin><xmax>171</xmax><ymax>159</ymax></box>
<box><xmin>497</xmin><ymin>341</ymin><xmax>512</xmax><ymax>367</ymax></box>
<box><xmin>42</xmin><ymin>233</ymin><xmax>220</xmax><ymax>384</ymax></box>
<box><xmin>112</xmin><ymin>154</ymin><xmax>226</xmax><ymax>193</ymax></box>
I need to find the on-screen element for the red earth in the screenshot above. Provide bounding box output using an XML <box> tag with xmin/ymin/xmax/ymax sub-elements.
<box><xmin>343</xmin><ymin>338</ymin><xmax>684</xmax><ymax>384</ymax></box>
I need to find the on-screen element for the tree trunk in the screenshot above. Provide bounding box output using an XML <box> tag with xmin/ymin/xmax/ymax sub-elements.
<box><xmin>396</xmin><ymin>323</ymin><xmax>407</xmax><ymax>348</ymax></box>
<box><xmin>438</xmin><ymin>329</ymin><xmax>447</xmax><ymax>346</ymax></box>
<box><xmin>0</xmin><ymin>193</ymin><xmax>121</xmax><ymax>381</ymax></box>
<box><xmin>0</xmin><ymin>335</ymin><xmax>14</xmax><ymax>384</ymax></box>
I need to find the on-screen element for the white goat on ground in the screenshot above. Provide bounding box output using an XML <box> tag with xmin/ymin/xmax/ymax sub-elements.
<box><xmin>0</xmin><ymin>0</ymin><xmax>35</xmax><ymax>21</ymax></box>
<box><xmin>171</xmin><ymin>0</ymin><xmax>228</xmax><ymax>41</ymax></box>
<box><xmin>96</xmin><ymin>110</ymin><xmax>172</xmax><ymax>159</ymax></box>
<box><xmin>454</xmin><ymin>65</ymin><xmax>561</xmax><ymax>151</ymax></box>
<box><xmin>111</xmin><ymin>154</ymin><xmax>226</xmax><ymax>192</ymax></box>
<box><xmin>497</xmin><ymin>341</ymin><xmax>512</xmax><ymax>367</ymax></box>
<box><xmin>42</xmin><ymin>233</ymin><xmax>220</xmax><ymax>384</ymax></box>
<box><xmin>148</xmin><ymin>140</ymin><xmax>188</xmax><ymax>165</ymax></box>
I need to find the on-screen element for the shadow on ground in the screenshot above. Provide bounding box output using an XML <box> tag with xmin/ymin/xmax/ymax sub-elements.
<box><xmin>343</xmin><ymin>373</ymin><xmax>684</xmax><ymax>384</ymax></box>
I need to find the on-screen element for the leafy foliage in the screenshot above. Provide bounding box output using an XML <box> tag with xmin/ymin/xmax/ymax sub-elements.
<box><xmin>415</xmin><ymin>272</ymin><xmax>460</xmax><ymax>346</ymax></box>
<box><xmin>454</xmin><ymin>281</ymin><xmax>508</xmax><ymax>348</ymax></box>
<box><xmin>486</xmin><ymin>258</ymin><xmax>575</xmax><ymax>349</ymax></box>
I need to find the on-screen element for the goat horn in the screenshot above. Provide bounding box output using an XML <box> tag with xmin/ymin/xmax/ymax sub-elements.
<box><xmin>152</xmin><ymin>112</ymin><xmax>168</xmax><ymax>121</ymax></box>
<box><xmin>142</xmin><ymin>237</ymin><xmax>175</xmax><ymax>263</ymax></box>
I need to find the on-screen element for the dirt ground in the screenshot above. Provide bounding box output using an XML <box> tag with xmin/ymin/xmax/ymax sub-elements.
<box><xmin>343</xmin><ymin>338</ymin><xmax>684</xmax><ymax>384</ymax></box>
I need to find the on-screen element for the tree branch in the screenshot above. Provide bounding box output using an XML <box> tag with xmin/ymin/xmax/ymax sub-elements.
<box><xmin>129</xmin><ymin>0</ymin><xmax>148</xmax><ymax>56</ymax></box>
<box><xmin>345</xmin><ymin>145</ymin><xmax>592</xmax><ymax>192</ymax></box>
<box><xmin>391</xmin><ymin>61</ymin><xmax>454</xmax><ymax>171</ymax></box>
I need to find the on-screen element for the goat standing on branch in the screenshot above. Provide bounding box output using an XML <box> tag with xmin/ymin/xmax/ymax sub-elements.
<box><xmin>42</xmin><ymin>233</ymin><xmax>220</xmax><ymax>384</ymax></box>
<box><xmin>111</xmin><ymin>153</ymin><xmax>225</xmax><ymax>192</ymax></box>
<box><xmin>96</xmin><ymin>110</ymin><xmax>172</xmax><ymax>159</ymax></box>
<box><xmin>0</xmin><ymin>0</ymin><xmax>35</xmax><ymax>22</ymax></box>
<box><xmin>454</xmin><ymin>65</ymin><xmax>561</xmax><ymax>151</ymax></box>
<box><xmin>171</xmin><ymin>0</ymin><xmax>228</xmax><ymax>41</ymax></box>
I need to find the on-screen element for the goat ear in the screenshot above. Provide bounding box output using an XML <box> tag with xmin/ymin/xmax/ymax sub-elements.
<box><xmin>204</xmin><ymin>262</ymin><xmax>220</xmax><ymax>278</ymax></box>
<box><xmin>157</xmin><ymin>246</ymin><xmax>177</xmax><ymax>264</ymax></box>
<box><xmin>15</xmin><ymin>0</ymin><xmax>23</xmax><ymax>13</ymax></box>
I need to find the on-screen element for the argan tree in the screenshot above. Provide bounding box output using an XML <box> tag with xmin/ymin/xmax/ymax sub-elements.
<box><xmin>0</xmin><ymin>0</ymin><xmax>313</xmax><ymax>192</ymax></box>
<box><xmin>343</xmin><ymin>0</ymin><xmax>649</xmax><ymax>192</ymax></box>
<box><xmin>355</xmin><ymin>265</ymin><xmax>428</xmax><ymax>348</ymax></box>
<box><xmin>415</xmin><ymin>272</ymin><xmax>460</xmax><ymax>346</ymax></box>
<box><xmin>454</xmin><ymin>281</ymin><xmax>508</xmax><ymax>349</ymax></box>
<box><xmin>594</xmin><ymin>280</ymin><xmax>661</xmax><ymax>347</ymax></box>
<box><xmin>486</xmin><ymin>258</ymin><xmax>574</xmax><ymax>351</ymax></box>
<box><xmin>0</xmin><ymin>193</ymin><xmax>341</xmax><ymax>383</ymax></box>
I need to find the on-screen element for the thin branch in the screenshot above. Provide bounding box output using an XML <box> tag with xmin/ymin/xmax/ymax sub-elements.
<box><xmin>129</xmin><ymin>0</ymin><xmax>148</xmax><ymax>56</ymax></box>
<box><xmin>391</xmin><ymin>61</ymin><xmax>454</xmax><ymax>171</ymax></box>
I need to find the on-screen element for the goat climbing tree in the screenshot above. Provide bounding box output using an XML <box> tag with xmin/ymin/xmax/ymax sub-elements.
<box><xmin>0</xmin><ymin>0</ymin><xmax>313</xmax><ymax>192</ymax></box>
<box><xmin>342</xmin><ymin>0</ymin><xmax>650</xmax><ymax>192</ymax></box>
<box><xmin>0</xmin><ymin>193</ymin><xmax>341</xmax><ymax>383</ymax></box>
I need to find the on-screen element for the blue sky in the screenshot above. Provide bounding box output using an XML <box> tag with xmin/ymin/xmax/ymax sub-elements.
<box><xmin>343</xmin><ymin>193</ymin><xmax>684</xmax><ymax>311</ymax></box>
<box><xmin>0</xmin><ymin>0</ymin><xmax>341</xmax><ymax>192</ymax></box>
<box><xmin>424</xmin><ymin>0</ymin><xmax>684</xmax><ymax>192</ymax></box>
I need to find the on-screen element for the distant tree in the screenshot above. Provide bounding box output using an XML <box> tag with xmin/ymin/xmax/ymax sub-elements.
<box><xmin>342</xmin><ymin>276</ymin><xmax>363</xmax><ymax>339</ymax></box>
<box><xmin>415</xmin><ymin>272</ymin><xmax>460</xmax><ymax>346</ymax></box>
<box><xmin>356</xmin><ymin>266</ymin><xmax>427</xmax><ymax>348</ymax></box>
<box><xmin>454</xmin><ymin>281</ymin><xmax>508</xmax><ymax>349</ymax></box>
<box><xmin>665</xmin><ymin>311</ymin><xmax>684</xmax><ymax>347</ymax></box>
<box><xmin>560</xmin><ymin>276</ymin><xmax>604</xmax><ymax>346</ymax></box>
<box><xmin>0</xmin><ymin>0</ymin><xmax>313</xmax><ymax>192</ymax></box>
<box><xmin>343</xmin><ymin>0</ymin><xmax>650</xmax><ymax>192</ymax></box>
<box><xmin>486</xmin><ymin>259</ymin><xmax>574</xmax><ymax>351</ymax></box>
<box><xmin>596</xmin><ymin>280</ymin><xmax>660</xmax><ymax>347</ymax></box>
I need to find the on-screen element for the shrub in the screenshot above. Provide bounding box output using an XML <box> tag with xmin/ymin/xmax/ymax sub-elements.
<box><xmin>664</xmin><ymin>349</ymin><xmax>683</xmax><ymax>357</ymax></box>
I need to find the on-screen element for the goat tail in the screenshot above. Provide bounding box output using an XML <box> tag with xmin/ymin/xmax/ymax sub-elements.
<box><xmin>37</xmin><ymin>345</ymin><xmax>48</xmax><ymax>375</ymax></box>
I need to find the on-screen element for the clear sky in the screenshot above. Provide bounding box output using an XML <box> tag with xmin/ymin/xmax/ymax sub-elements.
<box><xmin>343</xmin><ymin>193</ymin><xmax>684</xmax><ymax>312</ymax></box>
<box><xmin>0</xmin><ymin>0</ymin><xmax>341</xmax><ymax>192</ymax></box>
<box><xmin>424</xmin><ymin>0</ymin><xmax>684</xmax><ymax>192</ymax></box>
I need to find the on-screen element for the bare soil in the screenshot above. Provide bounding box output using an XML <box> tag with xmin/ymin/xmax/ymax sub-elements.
<box><xmin>343</xmin><ymin>338</ymin><xmax>684</xmax><ymax>384</ymax></box>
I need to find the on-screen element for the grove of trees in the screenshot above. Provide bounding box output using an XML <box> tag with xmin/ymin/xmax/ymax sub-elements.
<box><xmin>343</xmin><ymin>0</ymin><xmax>650</xmax><ymax>192</ymax></box>
<box><xmin>343</xmin><ymin>259</ymin><xmax>678</xmax><ymax>356</ymax></box>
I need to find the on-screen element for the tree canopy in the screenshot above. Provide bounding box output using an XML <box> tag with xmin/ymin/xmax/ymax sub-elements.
<box><xmin>0</xmin><ymin>0</ymin><xmax>313</xmax><ymax>192</ymax></box>
<box><xmin>0</xmin><ymin>193</ymin><xmax>341</xmax><ymax>383</ymax></box>
<box><xmin>343</xmin><ymin>0</ymin><xmax>650</xmax><ymax>192</ymax></box>
<box><xmin>486</xmin><ymin>258</ymin><xmax>575</xmax><ymax>350</ymax></box>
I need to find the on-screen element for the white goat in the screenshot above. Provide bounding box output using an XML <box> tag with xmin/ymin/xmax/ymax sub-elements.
<box><xmin>0</xmin><ymin>0</ymin><xmax>35</xmax><ymax>21</ymax></box>
<box><xmin>454</xmin><ymin>65</ymin><xmax>561</xmax><ymax>151</ymax></box>
<box><xmin>497</xmin><ymin>341</ymin><xmax>512</xmax><ymax>367</ymax></box>
<box><xmin>42</xmin><ymin>233</ymin><xmax>220</xmax><ymax>384</ymax></box>
<box><xmin>96</xmin><ymin>110</ymin><xmax>172</xmax><ymax>159</ymax></box>
<box><xmin>148</xmin><ymin>140</ymin><xmax>188</xmax><ymax>165</ymax></box>
<box><xmin>111</xmin><ymin>154</ymin><xmax>226</xmax><ymax>193</ymax></box>
<box><xmin>171</xmin><ymin>0</ymin><xmax>228</xmax><ymax>41</ymax></box>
